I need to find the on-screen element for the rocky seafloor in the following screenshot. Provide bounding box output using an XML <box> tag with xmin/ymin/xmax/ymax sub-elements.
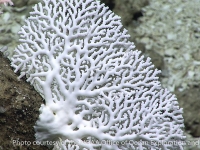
<box><xmin>0</xmin><ymin>0</ymin><xmax>199</xmax><ymax>149</ymax></box>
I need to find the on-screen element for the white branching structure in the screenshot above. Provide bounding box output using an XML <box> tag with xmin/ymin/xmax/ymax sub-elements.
<box><xmin>11</xmin><ymin>0</ymin><xmax>185</xmax><ymax>149</ymax></box>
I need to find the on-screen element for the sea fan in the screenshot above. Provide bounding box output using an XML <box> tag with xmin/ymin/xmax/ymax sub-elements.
<box><xmin>11</xmin><ymin>0</ymin><xmax>185</xmax><ymax>149</ymax></box>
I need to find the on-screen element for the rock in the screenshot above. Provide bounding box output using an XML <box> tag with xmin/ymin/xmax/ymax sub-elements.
<box><xmin>27</xmin><ymin>0</ymin><xmax>41</xmax><ymax>5</ymax></box>
<box><xmin>101</xmin><ymin>0</ymin><xmax>149</xmax><ymax>26</ymax></box>
<box><xmin>0</xmin><ymin>52</ymin><xmax>48</xmax><ymax>150</ymax></box>
<box><xmin>147</xmin><ymin>50</ymin><xmax>164</xmax><ymax>70</ymax></box>
<box><xmin>175</xmin><ymin>86</ymin><xmax>200</xmax><ymax>137</ymax></box>
<box><xmin>13</xmin><ymin>0</ymin><xmax>28</xmax><ymax>8</ymax></box>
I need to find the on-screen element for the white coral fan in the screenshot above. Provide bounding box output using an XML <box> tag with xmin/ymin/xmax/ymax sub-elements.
<box><xmin>11</xmin><ymin>0</ymin><xmax>185</xmax><ymax>149</ymax></box>
<box><xmin>134</xmin><ymin>0</ymin><xmax>200</xmax><ymax>92</ymax></box>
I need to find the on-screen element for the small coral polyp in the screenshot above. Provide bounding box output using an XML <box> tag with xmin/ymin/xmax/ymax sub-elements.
<box><xmin>11</xmin><ymin>0</ymin><xmax>185</xmax><ymax>149</ymax></box>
